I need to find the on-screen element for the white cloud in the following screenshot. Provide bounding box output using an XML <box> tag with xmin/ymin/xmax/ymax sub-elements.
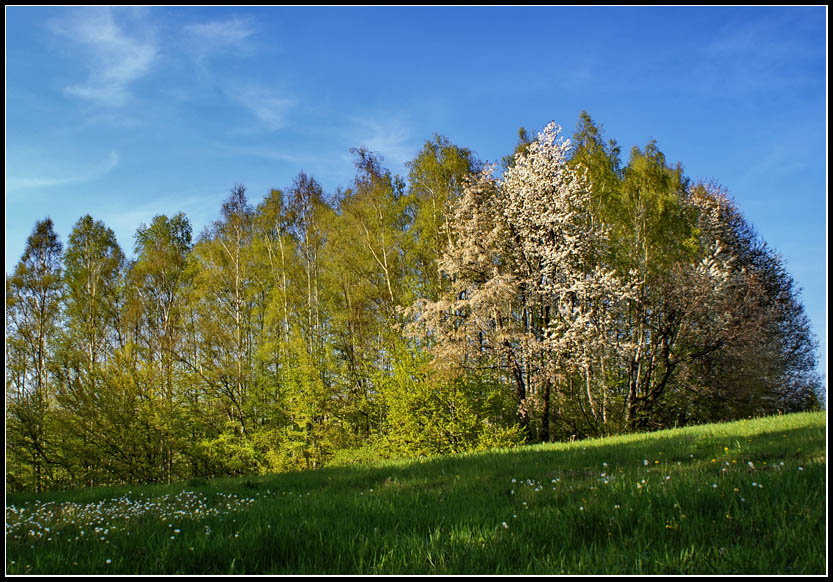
<box><xmin>697</xmin><ymin>11</ymin><xmax>821</xmax><ymax>95</ymax></box>
<box><xmin>706</xmin><ymin>15</ymin><xmax>787</xmax><ymax>56</ymax></box>
<box><xmin>349</xmin><ymin>115</ymin><xmax>416</xmax><ymax>172</ymax></box>
<box><xmin>183</xmin><ymin>16</ymin><xmax>256</xmax><ymax>63</ymax></box>
<box><xmin>180</xmin><ymin>18</ymin><xmax>292</xmax><ymax>133</ymax></box>
<box><xmin>7</xmin><ymin>151</ymin><xmax>120</xmax><ymax>192</ymax></box>
<box><xmin>49</xmin><ymin>7</ymin><xmax>157</xmax><ymax>108</ymax></box>
<box><xmin>103</xmin><ymin>192</ymin><xmax>217</xmax><ymax>240</ymax></box>
<box><xmin>185</xmin><ymin>17</ymin><xmax>255</xmax><ymax>47</ymax></box>
<box><xmin>211</xmin><ymin>141</ymin><xmax>308</xmax><ymax>164</ymax></box>
<box><xmin>230</xmin><ymin>85</ymin><xmax>296</xmax><ymax>132</ymax></box>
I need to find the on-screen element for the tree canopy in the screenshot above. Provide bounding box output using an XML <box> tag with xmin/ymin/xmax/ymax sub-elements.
<box><xmin>6</xmin><ymin>113</ymin><xmax>822</xmax><ymax>491</ymax></box>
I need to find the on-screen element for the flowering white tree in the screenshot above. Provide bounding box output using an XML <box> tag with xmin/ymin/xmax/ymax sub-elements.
<box><xmin>409</xmin><ymin>123</ymin><xmax>634</xmax><ymax>440</ymax></box>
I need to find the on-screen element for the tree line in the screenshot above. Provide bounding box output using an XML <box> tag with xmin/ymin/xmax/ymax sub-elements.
<box><xmin>6</xmin><ymin>112</ymin><xmax>821</xmax><ymax>492</ymax></box>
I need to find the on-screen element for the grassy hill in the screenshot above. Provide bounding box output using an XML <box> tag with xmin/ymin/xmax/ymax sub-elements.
<box><xmin>5</xmin><ymin>411</ymin><xmax>826</xmax><ymax>575</ymax></box>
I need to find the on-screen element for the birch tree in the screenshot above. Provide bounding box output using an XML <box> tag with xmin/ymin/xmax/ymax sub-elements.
<box><xmin>329</xmin><ymin>150</ymin><xmax>408</xmax><ymax>443</ymax></box>
<box><xmin>190</xmin><ymin>185</ymin><xmax>257</xmax><ymax>452</ymax></box>
<box><xmin>282</xmin><ymin>172</ymin><xmax>338</xmax><ymax>469</ymax></box>
<box><xmin>6</xmin><ymin>219</ymin><xmax>64</xmax><ymax>491</ymax></box>
<box><xmin>54</xmin><ymin>215</ymin><xmax>126</xmax><ymax>485</ymax></box>
<box><xmin>406</xmin><ymin>135</ymin><xmax>481</xmax><ymax>302</ymax></box>
<box><xmin>130</xmin><ymin>213</ymin><xmax>194</xmax><ymax>481</ymax></box>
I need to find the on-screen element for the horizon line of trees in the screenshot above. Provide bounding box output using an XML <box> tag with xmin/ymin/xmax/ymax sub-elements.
<box><xmin>6</xmin><ymin>112</ymin><xmax>822</xmax><ymax>492</ymax></box>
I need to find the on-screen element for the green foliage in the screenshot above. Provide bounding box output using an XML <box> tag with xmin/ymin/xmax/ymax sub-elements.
<box><xmin>200</xmin><ymin>430</ymin><xmax>262</xmax><ymax>476</ymax></box>
<box><xmin>279</xmin><ymin>333</ymin><xmax>342</xmax><ymax>470</ymax></box>
<box><xmin>6</xmin><ymin>219</ymin><xmax>65</xmax><ymax>492</ymax></box>
<box><xmin>5</xmin><ymin>113</ymin><xmax>822</xmax><ymax>494</ymax></box>
<box><xmin>406</xmin><ymin>134</ymin><xmax>482</xmax><ymax>300</ymax></box>
<box><xmin>379</xmin><ymin>351</ymin><xmax>524</xmax><ymax>457</ymax></box>
<box><xmin>618</xmin><ymin>141</ymin><xmax>700</xmax><ymax>274</ymax></box>
<box><xmin>569</xmin><ymin>111</ymin><xmax>623</xmax><ymax>226</ymax></box>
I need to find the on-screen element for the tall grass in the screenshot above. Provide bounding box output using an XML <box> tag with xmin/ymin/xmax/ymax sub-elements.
<box><xmin>6</xmin><ymin>411</ymin><xmax>826</xmax><ymax>574</ymax></box>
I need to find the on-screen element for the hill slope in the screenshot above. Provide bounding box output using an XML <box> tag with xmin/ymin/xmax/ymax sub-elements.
<box><xmin>6</xmin><ymin>411</ymin><xmax>827</xmax><ymax>574</ymax></box>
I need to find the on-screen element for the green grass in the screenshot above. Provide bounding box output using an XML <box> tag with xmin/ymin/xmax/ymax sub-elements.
<box><xmin>5</xmin><ymin>411</ymin><xmax>826</xmax><ymax>574</ymax></box>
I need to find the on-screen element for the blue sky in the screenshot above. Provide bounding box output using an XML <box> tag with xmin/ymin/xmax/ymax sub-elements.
<box><xmin>5</xmin><ymin>6</ymin><xmax>827</xmax><ymax>390</ymax></box>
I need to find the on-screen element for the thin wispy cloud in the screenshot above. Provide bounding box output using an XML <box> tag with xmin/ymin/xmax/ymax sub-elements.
<box><xmin>183</xmin><ymin>16</ymin><xmax>257</xmax><ymax>63</ymax></box>
<box><xmin>7</xmin><ymin>151</ymin><xmax>120</xmax><ymax>193</ymax></box>
<box><xmin>697</xmin><ymin>11</ymin><xmax>821</xmax><ymax>95</ymax></box>
<box><xmin>230</xmin><ymin>85</ymin><xmax>296</xmax><ymax>132</ymax></box>
<box><xmin>103</xmin><ymin>192</ymin><xmax>220</xmax><ymax>248</ymax></box>
<box><xmin>736</xmin><ymin>119</ymin><xmax>817</xmax><ymax>191</ymax></box>
<box><xmin>211</xmin><ymin>141</ymin><xmax>309</xmax><ymax>164</ymax></box>
<box><xmin>49</xmin><ymin>8</ymin><xmax>157</xmax><ymax>108</ymax></box>
<box><xmin>348</xmin><ymin>115</ymin><xmax>416</xmax><ymax>172</ymax></box>
<box><xmin>706</xmin><ymin>14</ymin><xmax>792</xmax><ymax>56</ymax></box>
<box><xmin>180</xmin><ymin>17</ymin><xmax>291</xmax><ymax>134</ymax></box>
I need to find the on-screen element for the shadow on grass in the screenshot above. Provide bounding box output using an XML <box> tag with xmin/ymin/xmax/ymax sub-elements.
<box><xmin>6</xmin><ymin>412</ymin><xmax>825</xmax><ymax>574</ymax></box>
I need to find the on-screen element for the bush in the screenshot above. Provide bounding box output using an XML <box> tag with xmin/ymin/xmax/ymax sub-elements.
<box><xmin>378</xmin><ymin>353</ymin><xmax>524</xmax><ymax>457</ymax></box>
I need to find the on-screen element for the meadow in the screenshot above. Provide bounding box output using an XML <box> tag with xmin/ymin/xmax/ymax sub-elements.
<box><xmin>5</xmin><ymin>411</ymin><xmax>826</xmax><ymax>575</ymax></box>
